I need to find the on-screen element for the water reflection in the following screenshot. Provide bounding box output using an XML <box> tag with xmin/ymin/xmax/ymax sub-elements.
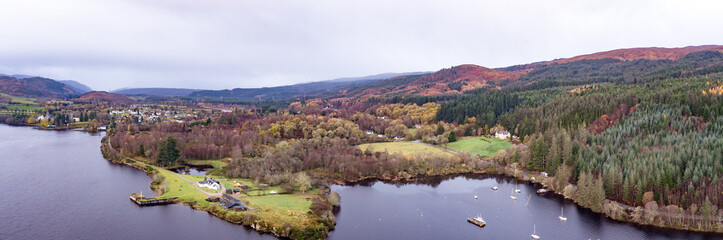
<box><xmin>330</xmin><ymin>174</ymin><xmax>721</xmax><ymax>240</ymax></box>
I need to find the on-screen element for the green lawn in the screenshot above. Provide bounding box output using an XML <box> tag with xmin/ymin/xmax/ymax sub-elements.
<box><xmin>119</xmin><ymin>152</ymin><xmax>319</xmax><ymax>231</ymax></box>
<box><xmin>0</xmin><ymin>93</ymin><xmax>37</xmax><ymax>105</ymax></box>
<box><xmin>246</xmin><ymin>194</ymin><xmax>312</xmax><ymax>212</ymax></box>
<box><xmin>154</xmin><ymin>168</ymin><xmax>209</xmax><ymax>201</ymax></box>
<box><xmin>446</xmin><ymin>137</ymin><xmax>492</xmax><ymax>152</ymax></box>
<box><xmin>186</xmin><ymin>159</ymin><xmax>227</xmax><ymax>169</ymax></box>
<box><xmin>358</xmin><ymin>142</ymin><xmax>455</xmax><ymax>157</ymax></box>
<box><xmin>7</xmin><ymin>105</ymin><xmax>45</xmax><ymax>111</ymax></box>
<box><xmin>445</xmin><ymin>136</ymin><xmax>512</xmax><ymax>157</ymax></box>
<box><xmin>469</xmin><ymin>137</ymin><xmax>512</xmax><ymax>156</ymax></box>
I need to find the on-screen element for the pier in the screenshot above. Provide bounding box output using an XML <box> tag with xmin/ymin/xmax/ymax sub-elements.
<box><xmin>130</xmin><ymin>193</ymin><xmax>177</xmax><ymax>206</ymax></box>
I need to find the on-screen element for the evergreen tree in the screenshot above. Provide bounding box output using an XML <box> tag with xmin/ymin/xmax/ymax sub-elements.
<box><xmin>157</xmin><ymin>136</ymin><xmax>180</xmax><ymax>166</ymax></box>
<box><xmin>448</xmin><ymin>131</ymin><xmax>457</xmax><ymax>142</ymax></box>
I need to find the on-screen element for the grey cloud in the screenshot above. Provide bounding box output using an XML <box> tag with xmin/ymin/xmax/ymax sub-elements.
<box><xmin>0</xmin><ymin>0</ymin><xmax>721</xmax><ymax>90</ymax></box>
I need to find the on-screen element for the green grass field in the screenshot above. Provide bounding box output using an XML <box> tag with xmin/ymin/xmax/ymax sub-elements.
<box><xmin>118</xmin><ymin>146</ymin><xmax>319</xmax><ymax>231</ymax></box>
<box><xmin>445</xmin><ymin>136</ymin><xmax>512</xmax><ymax>157</ymax></box>
<box><xmin>358</xmin><ymin>142</ymin><xmax>455</xmax><ymax>157</ymax></box>
<box><xmin>446</xmin><ymin>137</ymin><xmax>491</xmax><ymax>152</ymax></box>
<box><xmin>1</xmin><ymin>93</ymin><xmax>37</xmax><ymax>105</ymax></box>
<box><xmin>155</xmin><ymin>168</ymin><xmax>209</xmax><ymax>201</ymax></box>
<box><xmin>7</xmin><ymin>105</ymin><xmax>45</xmax><ymax>111</ymax></box>
<box><xmin>470</xmin><ymin>137</ymin><xmax>512</xmax><ymax>156</ymax></box>
<box><xmin>186</xmin><ymin>159</ymin><xmax>227</xmax><ymax>169</ymax></box>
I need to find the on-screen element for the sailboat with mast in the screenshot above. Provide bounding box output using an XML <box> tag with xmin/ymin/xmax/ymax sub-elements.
<box><xmin>531</xmin><ymin>224</ymin><xmax>540</xmax><ymax>239</ymax></box>
<box><xmin>559</xmin><ymin>207</ymin><xmax>567</xmax><ymax>221</ymax></box>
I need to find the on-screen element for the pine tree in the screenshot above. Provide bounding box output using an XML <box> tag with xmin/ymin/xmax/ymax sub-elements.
<box><xmin>448</xmin><ymin>131</ymin><xmax>457</xmax><ymax>142</ymax></box>
<box><xmin>157</xmin><ymin>136</ymin><xmax>180</xmax><ymax>166</ymax></box>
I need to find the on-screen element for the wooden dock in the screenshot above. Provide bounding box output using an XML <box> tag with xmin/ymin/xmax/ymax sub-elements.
<box><xmin>130</xmin><ymin>193</ymin><xmax>177</xmax><ymax>206</ymax></box>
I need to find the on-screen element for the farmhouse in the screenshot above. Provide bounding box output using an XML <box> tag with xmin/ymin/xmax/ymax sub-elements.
<box><xmin>495</xmin><ymin>130</ymin><xmax>511</xmax><ymax>139</ymax></box>
<box><xmin>198</xmin><ymin>176</ymin><xmax>220</xmax><ymax>190</ymax></box>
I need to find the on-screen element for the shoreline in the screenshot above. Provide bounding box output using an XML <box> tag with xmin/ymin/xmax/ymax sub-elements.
<box><xmin>326</xmin><ymin>161</ymin><xmax>722</xmax><ymax>234</ymax></box>
<box><xmin>6</xmin><ymin>122</ymin><xmax>719</xmax><ymax>237</ymax></box>
<box><xmin>100</xmin><ymin>135</ymin><xmax>333</xmax><ymax>240</ymax></box>
<box><xmin>485</xmin><ymin>164</ymin><xmax>723</xmax><ymax>234</ymax></box>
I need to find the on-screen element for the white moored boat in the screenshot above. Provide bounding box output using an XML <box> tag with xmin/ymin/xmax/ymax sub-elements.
<box><xmin>531</xmin><ymin>224</ymin><xmax>540</xmax><ymax>239</ymax></box>
<box><xmin>467</xmin><ymin>215</ymin><xmax>486</xmax><ymax>227</ymax></box>
<box><xmin>559</xmin><ymin>207</ymin><xmax>567</xmax><ymax>221</ymax></box>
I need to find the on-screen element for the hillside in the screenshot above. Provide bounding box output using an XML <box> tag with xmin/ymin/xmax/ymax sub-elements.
<box><xmin>59</xmin><ymin>80</ymin><xmax>93</xmax><ymax>94</ymax></box>
<box><xmin>500</xmin><ymin>45</ymin><xmax>723</xmax><ymax>71</ymax></box>
<box><xmin>336</xmin><ymin>64</ymin><xmax>520</xmax><ymax>99</ymax></box>
<box><xmin>76</xmin><ymin>91</ymin><xmax>134</xmax><ymax>104</ymax></box>
<box><xmin>0</xmin><ymin>76</ymin><xmax>77</xmax><ymax>97</ymax></box>
<box><xmin>113</xmin><ymin>88</ymin><xmax>200</xmax><ymax>97</ymax></box>
<box><xmin>190</xmin><ymin>72</ymin><xmax>426</xmax><ymax>100</ymax></box>
<box><xmin>551</xmin><ymin>45</ymin><xmax>723</xmax><ymax>64</ymax></box>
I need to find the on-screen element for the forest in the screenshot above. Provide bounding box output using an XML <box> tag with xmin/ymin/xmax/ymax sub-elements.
<box><xmin>436</xmin><ymin>54</ymin><xmax>723</xmax><ymax>218</ymax></box>
<box><xmin>103</xmin><ymin>50</ymin><xmax>723</xmax><ymax>231</ymax></box>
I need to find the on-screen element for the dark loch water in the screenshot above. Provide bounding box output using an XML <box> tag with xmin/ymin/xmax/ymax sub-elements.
<box><xmin>0</xmin><ymin>125</ymin><xmax>272</xmax><ymax>240</ymax></box>
<box><xmin>0</xmin><ymin>124</ymin><xmax>719</xmax><ymax>239</ymax></box>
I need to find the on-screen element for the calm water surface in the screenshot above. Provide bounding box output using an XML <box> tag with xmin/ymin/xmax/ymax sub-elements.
<box><xmin>330</xmin><ymin>176</ymin><xmax>722</xmax><ymax>240</ymax></box>
<box><xmin>0</xmin><ymin>125</ymin><xmax>272</xmax><ymax>240</ymax></box>
<box><xmin>1</xmin><ymin>124</ymin><xmax>719</xmax><ymax>239</ymax></box>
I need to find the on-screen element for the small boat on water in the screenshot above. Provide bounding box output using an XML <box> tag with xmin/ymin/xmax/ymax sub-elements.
<box><xmin>559</xmin><ymin>207</ymin><xmax>567</xmax><ymax>221</ymax></box>
<box><xmin>467</xmin><ymin>215</ymin><xmax>486</xmax><ymax>227</ymax></box>
<box><xmin>474</xmin><ymin>195</ymin><xmax>478</xmax><ymax>199</ymax></box>
<box><xmin>531</xmin><ymin>224</ymin><xmax>540</xmax><ymax>239</ymax></box>
<box><xmin>491</xmin><ymin>186</ymin><xmax>498</xmax><ymax>191</ymax></box>
<box><xmin>515</xmin><ymin>187</ymin><xmax>521</xmax><ymax>193</ymax></box>
<box><xmin>536</xmin><ymin>189</ymin><xmax>548</xmax><ymax>194</ymax></box>
<box><xmin>510</xmin><ymin>195</ymin><xmax>517</xmax><ymax>200</ymax></box>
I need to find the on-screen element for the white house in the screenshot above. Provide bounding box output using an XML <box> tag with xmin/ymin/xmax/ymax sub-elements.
<box><xmin>198</xmin><ymin>177</ymin><xmax>220</xmax><ymax>190</ymax></box>
<box><xmin>495</xmin><ymin>130</ymin><xmax>511</xmax><ymax>139</ymax></box>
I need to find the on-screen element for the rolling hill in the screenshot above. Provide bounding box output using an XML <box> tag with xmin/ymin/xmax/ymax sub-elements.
<box><xmin>112</xmin><ymin>88</ymin><xmax>201</xmax><ymax>97</ymax></box>
<box><xmin>59</xmin><ymin>80</ymin><xmax>93</xmax><ymax>94</ymax></box>
<box><xmin>0</xmin><ymin>76</ymin><xmax>77</xmax><ymax>97</ymax></box>
<box><xmin>190</xmin><ymin>72</ymin><xmax>429</xmax><ymax>100</ymax></box>
<box><xmin>76</xmin><ymin>91</ymin><xmax>134</xmax><ymax>104</ymax></box>
<box><xmin>499</xmin><ymin>45</ymin><xmax>723</xmax><ymax>72</ymax></box>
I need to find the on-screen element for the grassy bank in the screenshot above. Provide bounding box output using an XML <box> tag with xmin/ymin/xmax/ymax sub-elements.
<box><xmin>446</xmin><ymin>136</ymin><xmax>512</xmax><ymax>156</ymax></box>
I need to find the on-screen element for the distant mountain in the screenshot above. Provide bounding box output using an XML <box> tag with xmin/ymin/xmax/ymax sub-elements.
<box><xmin>59</xmin><ymin>80</ymin><xmax>93</xmax><ymax>94</ymax></box>
<box><xmin>190</xmin><ymin>72</ymin><xmax>429</xmax><ymax>100</ymax></box>
<box><xmin>76</xmin><ymin>91</ymin><xmax>134</xmax><ymax>104</ymax></box>
<box><xmin>339</xmin><ymin>64</ymin><xmax>520</xmax><ymax>97</ymax></box>
<box><xmin>325</xmin><ymin>72</ymin><xmax>431</xmax><ymax>83</ymax></box>
<box><xmin>0</xmin><ymin>76</ymin><xmax>77</xmax><ymax>97</ymax></box>
<box><xmin>0</xmin><ymin>73</ymin><xmax>37</xmax><ymax>79</ymax></box>
<box><xmin>113</xmin><ymin>88</ymin><xmax>201</xmax><ymax>97</ymax></box>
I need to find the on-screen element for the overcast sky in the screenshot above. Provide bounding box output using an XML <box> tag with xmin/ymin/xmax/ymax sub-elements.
<box><xmin>0</xmin><ymin>0</ymin><xmax>721</xmax><ymax>91</ymax></box>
